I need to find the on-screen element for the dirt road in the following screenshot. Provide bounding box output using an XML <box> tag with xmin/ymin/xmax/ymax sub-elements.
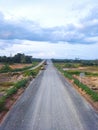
<box><xmin>0</xmin><ymin>61</ymin><xmax>98</xmax><ymax>130</ymax></box>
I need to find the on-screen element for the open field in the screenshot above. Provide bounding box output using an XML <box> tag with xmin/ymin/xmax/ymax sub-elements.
<box><xmin>55</xmin><ymin>62</ymin><xmax>98</xmax><ymax>93</ymax></box>
<box><xmin>0</xmin><ymin>61</ymin><xmax>45</xmax><ymax>119</ymax></box>
<box><xmin>10</xmin><ymin>63</ymin><xmax>32</xmax><ymax>69</ymax></box>
<box><xmin>1</xmin><ymin>61</ymin><xmax>98</xmax><ymax>130</ymax></box>
<box><xmin>0</xmin><ymin>62</ymin><xmax>44</xmax><ymax>96</ymax></box>
<box><xmin>0</xmin><ymin>63</ymin><xmax>32</xmax><ymax>69</ymax></box>
<box><xmin>54</xmin><ymin>62</ymin><xmax>98</xmax><ymax>111</ymax></box>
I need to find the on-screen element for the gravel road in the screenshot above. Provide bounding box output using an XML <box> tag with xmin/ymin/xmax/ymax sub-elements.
<box><xmin>0</xmin><ymin>61</ymin><xmax>98</xmax><ymax>130</ymax></box>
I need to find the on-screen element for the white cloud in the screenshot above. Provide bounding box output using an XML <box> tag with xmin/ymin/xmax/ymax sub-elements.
<box><xmin>0</xmin><ymin>0</ymin><xmax>97</xmax><ymax>27</ymax></box>
<box><xmin>0</xmin><ymin>0</ymin><xmax>98</xmax><ymax>59</ymax></box>
<box><xmin>0</xmin><ymin>40</ymin><xmax>98</xmax><ymax>59</ymax></box>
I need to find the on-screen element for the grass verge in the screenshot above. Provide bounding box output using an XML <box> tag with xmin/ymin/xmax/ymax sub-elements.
<box><xmin>0</xmin><ymin>79</ymin><xmax>28</xmax><ymax>112</ymax></box>
<box><xmin>0</xmin><ymin>63</ymin><xmax>43</xmax><ymax>112</ymax></box>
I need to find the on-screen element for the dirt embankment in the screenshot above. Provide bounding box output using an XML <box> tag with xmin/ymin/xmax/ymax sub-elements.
<box><xmin>0</xmin><ymin>72</ymin><xmax>24</xmax><ymax>83</ymax></box>
<box><xmin>66</xmin><ymin>77</ymin><xmax>98</xmax><ymax>112</ymax></box>
<box><xmin>0</xmin><ymin>64</ymin><xmax>32</xmax><ymax>123</ymax></box>
<box><xmin>73</xmin><ymin>75</ymin><xmax>98</xmax><ymax>93</ymax></box>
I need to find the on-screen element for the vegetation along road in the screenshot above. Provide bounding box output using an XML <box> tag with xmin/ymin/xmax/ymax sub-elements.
<box><xmin>0</xmin><ymin>61</ymin><xmax>98</xmax><ymax>130</ymax></box>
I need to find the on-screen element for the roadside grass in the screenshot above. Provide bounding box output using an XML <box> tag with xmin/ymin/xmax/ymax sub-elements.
<box><xmin>65</xmin><ymin>70</ymin><xmax>98</xmax><ymax>77</ymax></box>
<box><xmin>0</xmin><ymin>82</ymin><xmax>14</xmax><ymax>93</ymax></box>
<box><xmin>55</xmin><ymin>63</ymin><xmax>98</xmax><ymax>102</ymax></box>
<box><xmin>0</xmin><ymin>62</ymin><xmax>39</xmax><ymax>73</ymax></box>
<box><xmin>23</xmin><ymin>66</ymin><xmax>41</xmax><ymax>77</ymax></box>
<box><xmin>0</xmin><ymin>64</ymin><xmax>12</xmax><ymax>73</ymax></box>
<box><xmin>0</xmin><ymin>64</ymin><xmax>43</xmax><ymax>112</ymax></box>
<box><xmin>0</xmin><ymin>79</ymin><xmax>28</xmax><ymax>112</ymax></box>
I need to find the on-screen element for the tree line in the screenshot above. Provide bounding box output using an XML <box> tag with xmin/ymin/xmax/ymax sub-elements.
<box><xmin>0</xmin><ymin>53</ymin><xmax>33</xmax><ymax>63</ymax></box>
<box><xmin>52</xmin><ymin>59</ymin><xmax>98</xmax><ymax>66</ymax></box>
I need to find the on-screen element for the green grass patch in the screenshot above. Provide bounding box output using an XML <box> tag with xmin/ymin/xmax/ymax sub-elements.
<box><xmin>0</xmin><ymin>97</ymin><xmax>6</xmax><ymax>112</ymax></box>
<box><xmin>0</xmin><ymin>64</ymin><xmax>12</xmax><ymax>73</ymax></box>
<box><xmin>74</xmin><ymin>78</ymin><xmax>98</xmax><ymax>101</ymax></box>
<box><xmin>0</xmin><ymin>62</ymin><xmax>39</xmax><ymax>73</ymax></box>
<box><xmin>14</xmin><ymin>79</ymin><xmax>28</xmax><ymax>89</ymax></box>
<box><xmin>0</xmin><ymin>79</ymin><xmax>28</xmax><ymax>112</ymax></box>
<box><xmin>23</xmin><ymin>67</ymin><xmax>41</xmax><ymax>77</ymax></box>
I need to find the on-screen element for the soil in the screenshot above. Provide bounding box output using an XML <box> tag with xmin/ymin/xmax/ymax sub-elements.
<box><xmin>0</xmin><ymin>64</ymin><xmax>3</xmax><ymax>69</ymax></box>
<box><xmin>10</xmin><ymin>63</ymin><xmax>32</xmax><ymax>69</ymax></box>
<box><xmin>67</xmin><ymin>78</ymin><xmax>98</xmax><ymax>112</ymax></box>
<box><xmin>0</xmin><ymin>72</ymin><xmax>24</xmax><ymax>82</ymax></box>
<box><xmin>0</xmin><ymin>88</ymin><xmax>25</xmax><ymax>123</ymax></box>
<box><xmin>73</xmin><ymin>75</ymin><xmax>98</xmax><ymax>93</ymax></box>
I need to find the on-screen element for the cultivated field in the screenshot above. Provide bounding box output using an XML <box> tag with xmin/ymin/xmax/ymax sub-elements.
<box><xmin>0</xmin><ymin>61</ymin><xmax>46</xmax><ymax>122</ymax></box>
<box><xmin>66</xmin><ymin>66</ymin><xmax>98</xmax><ymax>93</ymax></box>
<box><xmin>56</xmin><ymin>63</ymin><xmax>98</xmax><ymax>93</ymax></box>
<box><xmin>0</xmin><ymin>62</ymin><xmax>40</xmax><ymax>96</ymax></box>
<box><xmin>54</xmin><ymin>62</ymin><xmax>98</xmax><ymax>111</ymax></box>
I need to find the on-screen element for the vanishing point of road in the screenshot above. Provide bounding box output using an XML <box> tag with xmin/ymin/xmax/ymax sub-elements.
<box><xmin>0</xmin><ymin>61</ymin><xmax>98</xmax><ymax>130</ymax></box>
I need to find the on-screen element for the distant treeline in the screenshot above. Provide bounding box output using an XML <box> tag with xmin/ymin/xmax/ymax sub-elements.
<box><xmin>52</xmin><ymin>59</ymin><xmax>98</xmax><ymax>66</ymax></box>
<box><xmin>0</xmin><ymin>53</ymin><xmax>41</xmax><ymax>64</ymax></box>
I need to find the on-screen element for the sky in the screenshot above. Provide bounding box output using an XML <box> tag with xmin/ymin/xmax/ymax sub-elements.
<box><xmin>0</xmin><ymin>0</ymin><xmax>98</xmax><ymax>59</ymax></box>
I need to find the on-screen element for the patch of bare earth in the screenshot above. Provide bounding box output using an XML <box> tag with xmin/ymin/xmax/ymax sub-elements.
<box><xmin>66</xmin><ymin>77</ymin><xmax>98</xmax><ymax>112</ymax></box>
<box><xmin>10</xmin><ymin>63</ymin><xmax>32</xmax><ymax>69</ymax></box>
<box><xmin>73</xmin><ymin>75</ymin><xmax>98</xmax><ymax>93</ymax></box>
<box><xmin>0</xmin><ymin>64</ymin><xmax>3</xmax><ymax>69</ymax></box>
<box><xmin>0</xmin><ymin>72</ymin><xmax>24</xmax><ymax>83</ymax></box>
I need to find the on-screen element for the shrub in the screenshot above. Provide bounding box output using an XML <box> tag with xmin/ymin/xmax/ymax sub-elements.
<box><xmin>5</xmin><ymin>87</ymin><xmax>17</xmax><ymax>98</ymax></box>
<box><xmin>64</xmin><ymin>72</ymin><xmax>73</xmax><ymax>79</ymax></box>
<box><xmin>0</xmin><ymin>64</ymin><xmax>12</xmax><ymax>73</ymax></box>
<box><xmin>24</xmin><ymin>68</ymin><xmax>40</xmax><ymax>77</ymax></box>
<box><xmin>0</xmin><ymin>97</ymin><xmax>6</xmax><ymax>112</ymax></box>
<box><xmin>14</xmin><ymin>79</ymin><xmax>28</xmax><ymax>89</ymax></box>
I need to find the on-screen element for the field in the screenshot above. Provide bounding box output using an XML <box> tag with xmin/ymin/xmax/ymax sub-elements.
<box><xmin>0</xmin><ymin>61</ymin><xmax>45</xmax><ymax>118</ymax></box>
<box><xmin>0</xmin><ymin>63</ymin><xmax>32</xmax><ymax>69</ymax></box>
<box><xmin>54</xmin><ymin>62</ymin><xmax>98</xmax><ymax>110</ymax></box>
<box><xmin>55</xmin><ymin>63</ymin><xmax>98</xmax><ymax>93</ymax></box>
<box><xmin>65</xmin><ymin>66</ymin><xmax>98</xmax><ymax>93</ymax></box>
<box><xmin>0</xmin><ymin>62</ymin><xmax>42</xmax><ymax>95</ymax></box>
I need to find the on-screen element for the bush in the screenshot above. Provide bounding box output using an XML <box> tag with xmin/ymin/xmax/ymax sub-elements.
<box><xmin>14</xmin><ymin>79</ymin><xmax>28</xmax><ymax>89</ymax></box>
<box><xmin>0</xmin><ymin>64</ymin><xmax>12</xmax><ymax>73</ymax></box>
<box><xmin>0</xmin><ymin>97</ymin><xmax>6</xmax><ymax>112</ymax></box>
<box><xmin>64</xmin><ymin>72</ymin><xmax>73</xmax><ymax>79</ymax></box>
<box><xmin>24</xmin><ymin>68</ymin><xmax>40</xmax><ymax>77</ymax></box>
<box><xmin>6</xmin><ymin>87</ymin><xmax>17</xmax><ymax>98</ymax></box>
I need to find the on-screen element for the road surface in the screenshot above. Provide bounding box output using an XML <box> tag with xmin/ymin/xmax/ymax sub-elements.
<box><xmin>0</xmin><ymin>61</ymin><xmax>98</xmax><ymax>130</ymax></box>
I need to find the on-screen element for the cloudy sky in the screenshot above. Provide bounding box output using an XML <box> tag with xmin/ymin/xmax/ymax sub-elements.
<box><xmin>0</xmin><ymin>0</ymin><xmax>98</xmax><ymax>59</ymax></box>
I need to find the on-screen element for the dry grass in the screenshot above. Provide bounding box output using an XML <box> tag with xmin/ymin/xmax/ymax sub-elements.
<box><xmin>62</xmin><ymin>65</ymin><xmax>98</xmax><ymax>93</ymax></box>
<box><xmin>77</xmin><ymin>66</ymin><xmax>98</xmax><ymax>73</ymax></box>
<box><xmin>73</xmin><ymin>75</ymin><xmax>98</xmax><ymax>93</ymax></box>
<box><xmin>10</xmin><ymin>63</ymin><xmax>32</xmax><ymax>69</ymax></box>
<box><xmin>0</xmin><ymin>64</ymin><xmax>3</xmax><ymax>69</ymax></box>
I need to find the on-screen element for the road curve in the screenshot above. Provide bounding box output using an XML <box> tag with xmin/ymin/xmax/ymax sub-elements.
<box><xmin>0</xmin><ymin>61</ymin><xmax>98</xmax><ymax>130</ymax></box>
